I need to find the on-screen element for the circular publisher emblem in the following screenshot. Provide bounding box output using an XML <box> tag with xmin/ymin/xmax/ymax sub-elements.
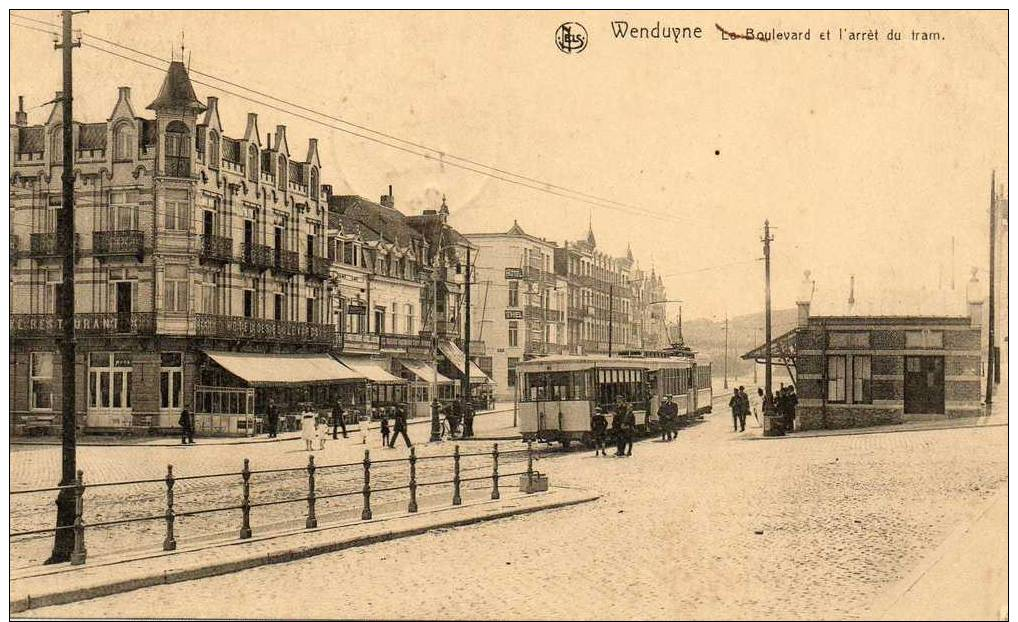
<box><xmin>555</xmin><ymin>22</ymin><xmax>588</xmax><ymax>54</ymax></box>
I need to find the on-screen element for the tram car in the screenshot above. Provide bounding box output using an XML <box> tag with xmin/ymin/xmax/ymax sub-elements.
<box><xmin>517</xmin><ymin>354</ymin><xmax>713</xmax><ymax>447</ymax></box>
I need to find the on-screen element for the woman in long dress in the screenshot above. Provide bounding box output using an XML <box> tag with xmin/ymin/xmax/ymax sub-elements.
<box><xmin>301</xmin><ymin>408</ymin><xmax>317</xmax><ymax>451</ymax></box>
<box><xmin>359</xmin><ymin>408</ymin><xmax>371</xmax><ymax>445</ymax></box>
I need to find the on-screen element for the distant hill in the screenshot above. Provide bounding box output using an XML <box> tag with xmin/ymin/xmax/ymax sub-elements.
<box><xmin>670</xmin><ymin>309</ymin><xmax>798</xmax><ymax>382</ymax></box>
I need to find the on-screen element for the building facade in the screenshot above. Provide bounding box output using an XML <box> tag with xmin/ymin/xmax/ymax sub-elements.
<box><xmin>793</xmin><ymin>274</ymin><xmax>985</xmax><ymax>431</ymax></box>
<box><xmin>465</xmin><ymin>221</ymin><xmax>568</xmax><ymax>400</ymax></box>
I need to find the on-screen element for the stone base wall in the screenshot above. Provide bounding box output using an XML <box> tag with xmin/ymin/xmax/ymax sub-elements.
<box><xmin>796</xmin><ymin>406</ymin><xmax>903</xmax><ymax>431</ymax></box>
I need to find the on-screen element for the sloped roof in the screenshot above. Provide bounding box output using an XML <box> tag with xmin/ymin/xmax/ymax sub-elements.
<box><xmin>17</xmin><ymin>126</ymin><xmax>44</xmax><ymax>153</ymax></box>
<box><xmin>78</xmin><ymin>123</ymin><xmax>107</xmax><ymax>150</ymax></box>
<box><xmin>147</xmin><ymin>61</ymin><xmax>206</xmax><ymax>112</ymax></box>
<box><xmin>333</xmin><ymin>195</ymin><xmax>423</xmax><ymax>248</ymax></box>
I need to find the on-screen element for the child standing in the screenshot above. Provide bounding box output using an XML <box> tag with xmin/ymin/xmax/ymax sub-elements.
<box><xmin>380</xmin><ymin>409</ymin><xmax>391</xmax><ymax>447</ymax></box>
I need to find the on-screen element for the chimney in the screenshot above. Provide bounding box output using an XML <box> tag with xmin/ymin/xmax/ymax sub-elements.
<box><xmin>244</xmin><ymin>112</ymin><xmax>259</xmax><ymax>144</ymax></box>
<box><xmin>966</xmin><ymin>268</ymin><xmax>984</xmax><ymax>328</ymax></box>
<box><xmin>848</xmin><ymin>275</ymin><xmax>856</xmax><ymax>307</ymax></box>
<box><xmin>266</xmin><ymin>133</ymin><xmax>272</xmax><ymax>150</ymax></box>
<box><xmin>796</xmin><ymin>269</ymin><xmax>814</xmax><ymax>327</ymax></box>
<box><xmin>206</xmin><ymin>95</ymin><xmax>218</xmax><ymax>117</ymax></box>
<box><xmin>275</xmin><ymin>124</ymin><xmax>287</xmax><ymax>153</ymax></box>
<box><xmin>14</xmin><ymin>95</ymin><xmax>27</xmax><ymax>126</ymax></box>
<box><xmin>380</xmin><ymin>184</ymin><xmax>394</xmax><ymax>208</ymax></box>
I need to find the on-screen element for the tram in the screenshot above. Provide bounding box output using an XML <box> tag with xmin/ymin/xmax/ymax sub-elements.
<box><xmin>517</xmin><ymin>354</ymin><xmax>713</xmax><ymax>447</ymax></box>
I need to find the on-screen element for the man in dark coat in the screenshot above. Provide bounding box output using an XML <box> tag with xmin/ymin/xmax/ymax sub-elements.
<box><xmin>331</xmin><ymin>399</ymin><xmax>347</xmax><ymax>440</ymax></box>
<box><xmin>736</xmin><ymin>387</ymin><xmax>749</xmax><ymax>432</ymax></box>
<box><xmin>591</xmin><ymin>408</ymin><xmax>608</xmax><ymax>456</ymax></box>
<box><xmin>729</xmin><ymin>391</ymin><xmax>742</xmax><ymax>432</ymax></box>
<box><xmin>178</xmin><ymin>408</ymin><xmax>194</xmax><ymax>445</ymax></box>
<box><xmin>462</xmin><ymin>400</ymin><xmax>475</xmax><ymax>438</ymax></box>
<box><xmin>388</xmin><ymin>404</ymin><xmax>412</xmax><ymax>448</ymax></box>
<box><xmin>266</xmin><ymin>399</ymin><xmax>278</xmax><ymax>438</ymax></box>
<box><xmin>613</xmin><ymin>396</ymin><xmax>634</xmax><ymax>457</ymax></box>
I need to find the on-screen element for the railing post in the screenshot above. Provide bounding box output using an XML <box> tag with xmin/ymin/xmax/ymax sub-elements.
<box><xmin>70</xmin><ymin>469</ymin><xmax>87</xmax><ymax>565</ymax></box>
<box><xmin>239</xmin><ymin>458</ymin><xmax>252</xmax><ymax>539</ymax></box>
<box><xmin>491</xmin><ymin>443</ymin><xmax>500</xmax><ymax>500</ymax></box>
<box><xmin>407</xmin><ymin>446</ymin><xmax>418</xmax><ymax>513</ymax></box>
<box><xmin>306</xmin><ymin>455</ymin><xmax>317</xmax><ymax>529</ymax></box>
<box><xmin>452</xmin><ymin>445</ymin><xmax>462</xmax><ymax>506</ymax></box>
<box><xmin>361</xmin><ymin>449</ymin><xmax>372</xmax><ymax>520</ymax></box>
<box><xmin>526</xmin><ymin>441</ymin><xmax>534</xmax><ymax>491</ymax></box>
<box><xmin>163</xmin><ymin>464</ymin><xmax>177</xmax><ymax>551</ymax></box>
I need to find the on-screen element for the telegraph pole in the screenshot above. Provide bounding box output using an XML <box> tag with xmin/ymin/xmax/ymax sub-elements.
<box><xmin>460</xmin><ymin>246</ymin><xmax>472</xmax><ymax>437</ymax></box>
<box><xmin>762</xmin><ymin>220</ymin><xmax>780</xmax><ymax>435</ymax></box>
<box><xmin>429</xmin><ymin>228</ymin><xmax>446</xmax><ymax>442</ymax></box>
<box><xmin>47</xmin><ymin>9</ymin><xmax>84</xmax><ymax>565</ymax></box>
<box><xmin>723</xmin><ymin>313</ymin><xmax>729</xmax><ymax>389</ymax></box>
<box><xmin>986</xmin><ymin>171</ymin><xmax>996</xmax><ymax>407</ymax></box>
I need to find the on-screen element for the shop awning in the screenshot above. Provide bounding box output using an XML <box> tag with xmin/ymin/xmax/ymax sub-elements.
<box><xmin>397</xmin><ymin>359</ymin><xmax>454</xmax><ymax>384</ymax></box>
<box><xmin>203</xmin><ymin>351</ymin><xmax>364</xmax><ymax>386</ymax></box>
<box><xmin>338</xmin><ymin>357</ymin><xmax>405</xmax><ymax>384</ymax></box>
<box><xmin>437</xmin><ymin>340</ymin><xmax>491</xmax><ymax>383</ymax></box>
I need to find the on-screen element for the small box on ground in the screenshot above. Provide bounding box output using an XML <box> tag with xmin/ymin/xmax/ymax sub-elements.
<box><xmin>519</xmin><ymin>472</ymin><xmax>549</xmax><ymax>493</ymax></box>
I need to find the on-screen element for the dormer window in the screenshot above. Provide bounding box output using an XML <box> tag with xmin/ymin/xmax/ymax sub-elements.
<box><xmin>309</xmin><ymin>168</ymin><xmax>319</xmax><ymax>200</ymax></box>
<box><xmin>164</xmin><ymin>121</ymin><xmax>190</xmax><ymax>178</ymax></box>
<box><xmin>113</xmin><ymin>122</ymin><xmax>133</xmax><ymax>161</ymax></box>
<box><xmin>277</xmin><ymin>155</ymin><xmax>287</xmax><ymax>190</ymax></box>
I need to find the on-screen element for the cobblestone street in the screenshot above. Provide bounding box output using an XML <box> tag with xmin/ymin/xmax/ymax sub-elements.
<box><xmin>22</xmin><ymin>395</ymin><xmax>1007</xmax><ymax>620</ymax></box>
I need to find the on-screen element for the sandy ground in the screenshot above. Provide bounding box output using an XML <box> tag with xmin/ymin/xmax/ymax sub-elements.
<box><xmin>21</xmin><ymin>393</ymin><xmax>1007</xmax><ymax>620</ymax></box>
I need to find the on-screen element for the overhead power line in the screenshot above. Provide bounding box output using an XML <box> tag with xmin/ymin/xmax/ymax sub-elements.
<box><xmin>11</xmin><ymin>14</ymin><xmax>705</xmax><ymax>226</ymax></box>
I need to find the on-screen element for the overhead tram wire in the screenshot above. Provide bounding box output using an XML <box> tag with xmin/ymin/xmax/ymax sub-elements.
<box><xmin>10</xmin><ymin>14</ymin><xmax>704</xmax><ymax>227</ymax></box>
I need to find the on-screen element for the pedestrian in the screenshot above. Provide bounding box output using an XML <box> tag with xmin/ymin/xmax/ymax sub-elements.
<box><xmin>664</xmin><ymin>395</ymin><xmax>679</xmax><ymax>441</ymax></box>
<box><xmin>621</xmin><ymin>399</ymin><xmax>636</xmax><ymax>457</ymax></box>
<box><xmin>729</xmin><ymin>390</ymin><xmax>741</xmax><ymax>432</ymax></box>
<box><xmin>178</xmin><ymin>408</ymin><xmax>194</xmax><ymax>445</ymax></box>
<box><xmin>388</xmin><ymin>404</ymin><xmax>412</xmax><ymax>449</ymax></box>
<box><xmin>359</xmin><ymin>408</ymin><xmax>371</xmax><ymax>445</ymax></box>
<box><xmin>445</xmin><ymin>401</ymin><xmax>460</xmax><ymax>439</ymax></box>
<box><xmin>657</xmin><ymin>397</ymin><xmax>671</xmax><ymax>441</ymax></box>
<box><xmin>591</xmin><ymin>408</ymin><xmax>608</xmax><ymax>456</ymax></box>
<box><xmin>613</xmin><ymin>395</ymin><xmax>633</xmax><ymax>457</ymax></box>
<box><xmin>462</xmin><ymin>402</ymin><xmax>475</xmax><ymax>439</ymax></box>
<box><xmin>750</xmin><ymin>388</ymin><xmax>763</xmax><ymax>426</ymax></box>
<box><xmin>266</xmin><ymin>398</ymin><xmax>278</xmax><ymax>438</ymax></box>
<box><xmin>316</xmin><ymin>413</ymin><xmax>328</xmax><ymax>450</ymax></box>
<box><xmin>300</xmin><ymin>407</ymin><xmax>317</xmax><ymax>451</ymax></box>
<box><xmin>332</xmin><ymin>399</ymin><xmax>347</xmax><ymax>440</ymax></box>
<box><xmin>380</xmin><ymin>410</ymin><xmax>391</xmax><ymax>447</ymax></box>
<box><xmin>736</xmin><ymin>386</ymin><xmax>749</xmax><ymax>432</ymax></box>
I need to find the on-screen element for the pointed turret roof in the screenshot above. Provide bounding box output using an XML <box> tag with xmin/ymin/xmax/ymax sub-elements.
<box><xmin>147</xmin><ymin>61</ymin><xmax>206</xmax><ymax>112</ymax></box>
<box><xmin>585</xmin><ymin>224</ymin><xmax>596</xmax><ymax>247</ymax></box>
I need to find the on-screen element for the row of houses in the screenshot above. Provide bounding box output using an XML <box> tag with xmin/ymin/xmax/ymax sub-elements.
<box><xmin>9</xmin><ymin>60</ymin><xmax>672</xmax><ymax>435</ymax></box>
<box><xmin>9</xmin><ymin>61</ymin><xmax>487</xmax><ymax>436</ymax></box>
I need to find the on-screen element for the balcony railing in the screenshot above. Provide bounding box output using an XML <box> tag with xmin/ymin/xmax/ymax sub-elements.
<box><xmin>10</xmin><ymin>234</ymin><xmax>19</xmax><ymax>260</ymax></box>
<box><xmin>200</xmin><ymin>234</ymin><xmax>234</xmax><ymax>263</ymax></box>
<box><xmin>194</xmin><ymin>313</ymin><xmax>333</xmax><ymax>345</ymax></box>
<box><xmin>30</xmin><ymin>232</ymin><xmax>79</xmax><ymax>258</ymax></box>
<box><xmin>240</xmin><ymin>243</ymin><xmax>274</xmax><ymax>271</ymax></box>
<box><xmin>545</xmin><ymin>309</ymin><xmax>564</xmax><ymax>323</ymax></box>
<box><xmin>307</xmin><ymin>255</ymin><xmax>332</xmax><ymax>279</ymax></box>
<box><xmin>455</xmin><ymin>339</ymin><xmax>486</xmax><ymax>356</ymax></box>
<box><xmin>10</xmin><ymin>312</ymin><xmax>156</xmax><ymax>338</ymax></box>
<box><xmin>274</xmin><ymin>249</ymin><xmax>300</xmax><ymax>275</ymax></box>
<box><xmin>342</xmin><ymin>331</ymin><xmax>381</xmax><ymax>352</ymax></box>
<box><xmin>93</xmin><ymin>230</ymin><xmax>145</xmax><ymax>259</ymax></box>
<box><xmin>380</xmin><ymin>332</ymin><xmax>433</xmax><ymax>354</ymax></box>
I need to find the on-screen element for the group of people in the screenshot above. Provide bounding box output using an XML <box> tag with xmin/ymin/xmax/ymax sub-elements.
<box><xmin>590</xmin><ymin>395</ymin><xmax>637</xmax><ymax>457</ymax></box>
<box><xmin>283</xmin><ymin>399</ymin><xmax>413</xmax><ymax>452</ymax></box>
<box><xmin>439</xmin><ymin>399</ymin><xmax>475</xmax><ymax>439</ymax></box>
<box><xmin>656</xmin><ymin>395</ymin><xmax>680</xmax><ymax>441</ymax></box>
<box><xmin>728</xmin><ymin>384</ymin><xmax>798</xmax><ymax>433</ymax></box>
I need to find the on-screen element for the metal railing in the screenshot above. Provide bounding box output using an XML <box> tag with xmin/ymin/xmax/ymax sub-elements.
<box><xmin>93</xmin><ymin>230</ymin><xmax>145</xmax><ymax>258</ymax></box>
<box><xmin>240</xmin><ymin>243</ymin><xmax>274</xmax><ymax>271</ymax></box>
<box><xmin>307</xmin><ymin>255</ymin><xmax>332</xmax><ymax>279</ymax></box>
<box><xmin>9</xmin><ymin>443</ymin><xmax>542</xmax><ymax>566</ymax></box>
<box><xmin>343</xmin><ymin>331</ymin><xmax>381</xmax><ymax>352</ymax></box>
<box><xmin>274</xmin><ymin>249</ymin><xmax>300</xmax><ymax>275</ymax></box>
<box><xmin>194</xmin><ymin>313</ymin><xmax>333</xmax><ymax>345</ymax></box>
<box><xmin>380</xmin><ymin>332</ymin><xmax>433</xmax><ymax>354</ymax></box>
<box><xmin>30</xmin><ymin>232</ymin><xmax>78</xmax><ymax>257</ymax></box>
<box><xmin>200</xmin><ymin>234</ymin><xmax>234</xmax><ymax>263</ymax></box>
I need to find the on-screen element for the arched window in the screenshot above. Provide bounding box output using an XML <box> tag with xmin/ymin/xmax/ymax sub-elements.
<box><xmin>50</xmin><ymin>126</ymin><xmax>63</xmax><ymax>163</ymax></box>
<box><xmin>208</xmin><ymin>131</ymin><xmax>220</xmax><ymax>170</ymax></box>
<box><xmin>113</xmin><ymin>122</ymin><xmax>133</xmax><ymax>161</ymax></box>
<box><xmin>247</xmin><ymin>145</ymin><xmax>258</xmax><ymax>182</ymax></box>
<box><xmin>277</xmin><ymin>155</ymin><xmax>287</xmax><ymax>190</ymax></box>
<box><xmin>309</xmin><ymin>168</ymin><xmax>319</xmax><ymax>199</ymax></box>
<box><xmin>164</xmin><ymin>121</ymin><xmax>190</xmax><ymax>178</ymax></box>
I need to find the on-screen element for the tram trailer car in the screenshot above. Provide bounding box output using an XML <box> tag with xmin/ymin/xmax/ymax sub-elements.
<box><xmin>517</xmin><ymin>355</ymin><xmax>713</xmax><ymax>448</ymax></box>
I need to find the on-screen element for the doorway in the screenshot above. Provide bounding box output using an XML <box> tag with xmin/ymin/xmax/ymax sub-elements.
<box><xmin>904</xmin><ymin>356</ymin><xmax>945</xmax><ymax>414</ymax></box>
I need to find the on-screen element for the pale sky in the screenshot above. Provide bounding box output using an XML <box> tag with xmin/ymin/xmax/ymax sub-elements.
<box><xmin>9</xmin><ymin>10</ymin><xmax>1007</xmax><ymax>321</ymax></box>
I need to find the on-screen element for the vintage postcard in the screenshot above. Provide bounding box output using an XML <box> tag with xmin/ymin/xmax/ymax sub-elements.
<box><xmin>7</xmin><ymin>9</ymin><xmax>1008</xmax><ymax>620</ymax></box>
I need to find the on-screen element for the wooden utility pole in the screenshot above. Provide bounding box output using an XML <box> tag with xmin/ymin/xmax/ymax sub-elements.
<box><xmin>986</xmin><ymin>171</ymin><xmax>997</xmax><ymax>406</ymax></box>
<box><xmin>723</xmin><ymin>313</ymin><xmax>729</xmax><ymax>390</ymax></box>
<box><xmin>607</xmin><ymin>283</ymin><xmax>614</xmax><ymax>357</ymax></box>
<box><xmin>762</xmin><ymin>220</ymin><xmax>781</xmax><ymax>435</ymax></box>
<box><xmin>47</xmin><ymin>9</ymin><xmax>84</xmax><ymax>565</ymax></box>
<box><xmin>460</xmin><ymin>246</ymin><xmax>472</xmax><ymax>436</ymax></box>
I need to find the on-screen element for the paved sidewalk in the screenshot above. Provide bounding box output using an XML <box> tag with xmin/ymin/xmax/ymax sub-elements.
<box><xmin>10</xmin><ymin>485</ymin><xmax>598</xmax><ymax>614</ymax></box>
<box><xmin>11</xmin><ymin>406</ymin><xmax>514</xmax><ymax>447</ymax></box>
<box><xmin>871</xmin><ymin>487</ymin><xmax>1008</xmax><ymax>620</ymax></box>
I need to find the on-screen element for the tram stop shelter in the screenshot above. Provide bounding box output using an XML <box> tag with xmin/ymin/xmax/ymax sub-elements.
<box><xmin>394</xmin><ymin>358</ymin><xmax>457</xmax><ymax>418</ymax></box>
